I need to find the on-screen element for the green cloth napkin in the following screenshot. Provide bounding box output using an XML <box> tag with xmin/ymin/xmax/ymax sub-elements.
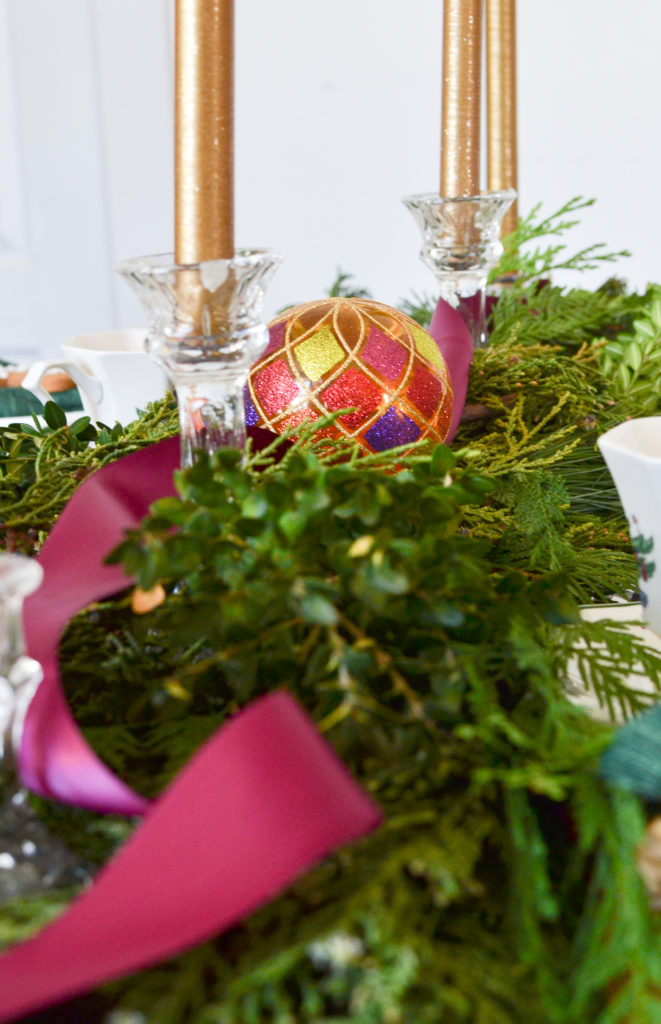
<box><xmin>601</xmin><ymin>703</ymin><xmax>661</xmax><ymax>799</ymax></box>
<box><xmin>0</xmin><ymin>386</ymin><xmax>83</xmax><ymax>419</ymax></box>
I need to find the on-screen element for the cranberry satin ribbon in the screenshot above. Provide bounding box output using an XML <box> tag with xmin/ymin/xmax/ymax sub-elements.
<box><xmin>429</xmin><ymin>296</ymin><xmax>474</xmax><ymax>442</ymax></box>
<box><xmin>0</xmin><ymin>435</ymin><xmax>381</xmax><ymax>1021</ymax></box>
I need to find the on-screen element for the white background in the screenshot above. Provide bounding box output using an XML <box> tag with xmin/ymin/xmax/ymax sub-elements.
<box><xmin>0</xmin><ymin>0</ymin><xmax>657</xmax><ymax>359</ymax></box>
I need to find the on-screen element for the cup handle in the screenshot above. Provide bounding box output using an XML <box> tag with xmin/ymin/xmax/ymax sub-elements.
<box><xmin>22</xmin><ymin>360</ymin><xmax>103</xmax><ymax>409</ymax></box>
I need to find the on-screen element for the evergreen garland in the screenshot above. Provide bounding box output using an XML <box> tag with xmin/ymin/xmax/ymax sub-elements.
<box><xmin>0</xmin><ymin>397</ymin><xmax>178</xmax><ymax>553</ymax></box>
<box><xmin>2</xmin><ymin>201</ymin><xmax>661</xmax><ymax>1023</ymax></box>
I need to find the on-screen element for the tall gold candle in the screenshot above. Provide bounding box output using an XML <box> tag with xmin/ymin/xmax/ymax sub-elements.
<box><xmin>175</xmin><ymin>0</ymin><xmax>234</xmax><ymax>264</ymax></box>
<box><xmin>486</xmin><ymin>0</ymin><xmax>518</xmax><ymax>236</ymax></box>
<box><xmin>441</xmin><ymin>0</ymin><xmax>483</xmax><ymax>198</ymax></box>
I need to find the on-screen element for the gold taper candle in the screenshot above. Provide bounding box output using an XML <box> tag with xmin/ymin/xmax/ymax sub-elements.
<box><xmin>175</xmin><ymin>0</ymin><xmax>234</xmax><ymax>264</ymax></box>
<box><xmin>486</xmin><ymin>0</ymin><xmax>518</xmax><ymax>236</ymax></box>
<box><xmin>441</xmin><ymin>0</ymin><xmax>483</xmax><ymax>198</ymax></box>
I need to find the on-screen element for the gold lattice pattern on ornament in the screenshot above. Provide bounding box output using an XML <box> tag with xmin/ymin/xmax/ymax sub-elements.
<box><xmin>246</xmin><ymin>298</ymin><xmax>453</xmax><ymax>453</ymax></box>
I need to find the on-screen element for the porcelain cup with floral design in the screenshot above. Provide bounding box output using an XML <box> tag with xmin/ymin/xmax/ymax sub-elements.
<box><xmin>599</xmin><ymin>417</ymin><xmax>661</xmax><ymax>635</ymax></box>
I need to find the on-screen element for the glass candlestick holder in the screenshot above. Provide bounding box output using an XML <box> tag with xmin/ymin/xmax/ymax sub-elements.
<box><xmin>402</xmin><ymin>190</ymin><xmax>516</xmax><ymax>348</ymax></box>
<box><xmin>118</xmin><ymin>248</ymin><xmax>283</xmax><ymax>466</ymax></box>
<box><xmin>0</xmin><ymin>554</ymin><xmax>89</xmax><ymax>904</ymax></box>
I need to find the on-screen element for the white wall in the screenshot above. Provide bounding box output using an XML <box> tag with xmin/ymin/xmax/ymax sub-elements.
<box><xmin>0</xmin><ymin>1</ymin><xmax>658</xmax><ymax>359</ymax></box>
<box><xmin>516</xmin><ymin>1</ymin><xmax>657</xmax><ymax>293</ymax></box>
<box><xmin>238</xmin><ymin>0</ymin><xmax>660</xmax><ymax>313</ymax></box>
<box><xmin>0</xmin><ymin>0</ymin><xmax>173</xmax><ymax>361</ymax></box>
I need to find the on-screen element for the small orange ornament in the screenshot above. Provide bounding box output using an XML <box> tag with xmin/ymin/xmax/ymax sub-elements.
<box><xmin>245</xmin><ymin>298</ymin><xmax>454</xmax><ymax>454</ymax></box>
<box><xmin>131</xmin><ymin>584</ymin><xmax>166</xmax><ymax>615</ymax></box>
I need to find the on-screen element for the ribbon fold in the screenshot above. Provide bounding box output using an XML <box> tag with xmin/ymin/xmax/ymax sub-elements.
<box><xmin>429</xmin><ymin>296</ymin><xmax>474</xmax><ymax>442</ymax></box>
<box><xmin>0</xmin><ymin>690</ymin><xmax>381</xmax><ymax>1022</ymax></box>
<box><xmin>21</xmin><ymin>436</ymin><xmax>180</xmax><ymax>814</ymax></box>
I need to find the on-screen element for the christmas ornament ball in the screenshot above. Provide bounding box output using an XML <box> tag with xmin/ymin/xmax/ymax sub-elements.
<box><xmin>245</xmin><ymin>297</ymin><xmax>454</xmax><ymax>454</ymax></box>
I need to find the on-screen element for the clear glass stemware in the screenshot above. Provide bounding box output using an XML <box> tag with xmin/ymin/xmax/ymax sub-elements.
<box><xmin>402</xmin><ymin>189</ymin><xmax>516</xmax><ymax>348</ymax></box>
<box><xmin>0</xmin><ymin>553</ymin><xmax>88</xmax><ymax>904</ymax></box>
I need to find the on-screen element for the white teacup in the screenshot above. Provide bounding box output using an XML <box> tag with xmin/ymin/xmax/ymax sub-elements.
<box><xmin>22</xmin><ymin>329</ymin><xmax>169</xmax><ymax>426</ymax></box>
<box><xmin>599</xmin><ymin>416</ymin><xmax>661</xmax><ymax>635</ymax></box>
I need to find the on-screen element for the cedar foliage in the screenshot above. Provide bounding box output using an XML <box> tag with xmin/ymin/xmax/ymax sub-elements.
<box><xmin>3</xmin><ymin>200</ymin><xmax>661</xmax><ymax>1023</ymax></box>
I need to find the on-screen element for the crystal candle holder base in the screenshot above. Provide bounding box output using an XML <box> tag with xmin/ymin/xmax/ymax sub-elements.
<box><xmin>0</xmin><ymin>555</ymin><xmax>89</xmax><ymax>904</ymax></box>
<box><xmin>403</xmin><ymin>190</ymin><xmax>516</xmax><ymax>348</ymax></box>
<box><xmin>118</xmin><ymin>249</ymin><xmax>283</xmax><ymax>466</ymax></box>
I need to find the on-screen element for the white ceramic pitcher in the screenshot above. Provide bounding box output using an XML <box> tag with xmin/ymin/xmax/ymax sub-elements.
<box><xmin>599</xmin><ymin>417</ymin><xmax>661</xmax><ymax>635</ymax></box>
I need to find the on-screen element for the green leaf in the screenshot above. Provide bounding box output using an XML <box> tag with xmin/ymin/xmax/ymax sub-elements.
<box><xmin>430</xmin><ymin>444</ymin><xmax>456</xmax><ymax>476</ymax></box>
<box><xmin>241</xmin><ymin>493</ymin><xmax>269</xmax><ymax>519</ymax></box>
<box><xmin>278</xmin><ymin>509</ymin><xmax>307</xmax><ymax>541</ymax></box>
<box><xmin>433</xmin><ymin>603</ymin><xmax>465</xmax><ymax>628</ymax></box>
<box><xmin>43</xmin><ymin>401</ymin><xmax>67</xmax><ymax>430</ymax></box>
<box><xmin>633</xmin><ymin>317</ymin><xmax>658</xmax><ymax>340</ymax></box>
<box><xmin>298</xmin><ymin>593</ymin><xmax>338</xmax><ymax>625</ymax></box>
<box><xmin>362</xmin><ymin>562</ymin><xmax>410</xmax><ymax>596</ymax></box>
<box><xmin>68</xmin><ymin>416</ymin><xmax>93</xmax><ymax>437</ymax></box>
<box><xmin>626</xmin><ymin>342</ymin><xmax>643</xmax><ymax>371</ymax></box>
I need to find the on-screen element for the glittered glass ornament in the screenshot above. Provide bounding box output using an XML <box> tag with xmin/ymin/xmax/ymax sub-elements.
<box><xmin>245</xmin><ymin>298</ymin><xmax>454</xmax><ymax>454</ymax></box>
